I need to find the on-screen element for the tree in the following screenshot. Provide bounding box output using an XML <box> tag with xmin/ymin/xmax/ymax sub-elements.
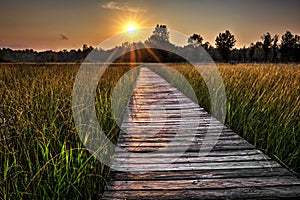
<box><xmin>280</xmin><ymin>31</ymin><xmax>297</xmax><ymax>62</ymax></box>
<box><xmin>188</xmin><ymin>34</ymin><xmax>210</xmax><ymax>51</ymax></box>
<box><xmin>215</xmin><ymin>30</ymin><xmax>236</xmax><ymax>62</ymax></box>
<box><xmin>272</xmin><ymin>34</ymin><xmax>279</xmax><ymax>62</ymax></box>
<box><xmin>295</xmin><ymin>35</ymin><xmax>300</xmax><ymax>62</ymax></box>
<box><xmin>188</xmin><ymin>33</ymin><xmax>203</xmax><ymax>47</ymax></box>
<box><xmin>253</xmin><ymin>42</ymin><xmax>264</xmax><ymax>62</ymax></box>
<box><xmin>241</xmin><ymin>46</ymin><xmax>247</xmax><ymax>62</ymax></box>
<box><xmin>202</xmin><ymin>42</ymin><xmax>211</xmax><ymax>51</ymax></box>
<box><xmin>148</xmin><ymin>24</ymin><xmax>169</xmax><ymax>43</ymax></box>
<box><xmin>261</xmin><ymin>32</ymin><xmax>273</xmax><ymax>62</ymax></box>
<box><xmin>249</xmin><ymin>43</ymin><xmax>255</xmax><ymax>62</ymax></box>
<box><xmin>82</xmin><ymin>44</ymin><xmax>94</xmax><ymax>58</ymax></box>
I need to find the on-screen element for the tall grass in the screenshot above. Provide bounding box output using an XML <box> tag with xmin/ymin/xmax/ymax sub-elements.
<box><xmin>171</xmin><ymin>63</ymin><xmax>300</xmax><ymax>173</ymax></box>
<box><xmin>0</xmin><ymin>62</ymin><xmax>299</xmax><ymax>199</ymax></box>
<box><xmin>0</xmin><ymin>63</ymin><xmax>137</xmax><ymax>199</ymax></box>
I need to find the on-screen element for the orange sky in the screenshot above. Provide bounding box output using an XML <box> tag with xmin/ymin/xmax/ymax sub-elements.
<box><xmin>0</xmin><ymin>0</ymin><xmax>299</xmax><ymax>51</ymax></box>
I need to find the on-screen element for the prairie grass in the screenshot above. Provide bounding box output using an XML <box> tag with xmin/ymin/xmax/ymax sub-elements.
<box><xmin>0</xmin><ymin>63</ymin><xmax>137</xmax><ymax>199</ymax></box>
<box><xmin>0</xmin><ymin>63</ymin><xmax>299</xmax><ymax>199</ymax></box>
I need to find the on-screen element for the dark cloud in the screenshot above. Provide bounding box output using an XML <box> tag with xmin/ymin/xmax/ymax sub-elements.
<box><xmin>59</xmin><ymin>34</ymin><xmax>69</xmax><ymax>40</ymax></box>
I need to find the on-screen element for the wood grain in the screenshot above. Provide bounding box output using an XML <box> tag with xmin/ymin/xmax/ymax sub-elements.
<box><xmin>103</xmin><ymin>67</ymin><xmax>300</xmax><ymax>199</ymax></box>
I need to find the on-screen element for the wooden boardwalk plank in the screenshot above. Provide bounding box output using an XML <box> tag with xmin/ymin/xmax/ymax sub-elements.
<box><xmin>109</xmin><ymin>168</ymin><xmax>294</xmax><ymax>181</ymax></box>
<box><xmin>107</xmin><ymin>177</ymin><xmax>300</xmax><ymax>191</ymax></box>
<box><xmin>103</xmin><ymin>67</ymin><xmax>300</xmax><ymax>199</ymax></box>
<box><xmin>103</xmin><ymin>186</ymin><xmax>300</xmax><ymax>200</ymax></box>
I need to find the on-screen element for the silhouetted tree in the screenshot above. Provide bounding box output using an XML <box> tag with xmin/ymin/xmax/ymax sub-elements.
<box><xmin>230</xmin><ymin>48</ymin><xmax>240</xmax><ymax>62</ymax></box>
<box><xmin>295</xmin><ymin>35</ymin><xmax>300</xmax><ymax>62</ymax></box>
<box><xmin>188</xmin><ymin>34</ymin><xmax>210</xmax><ymax>51</ymax></box>
<box><xmin>272</xmin><ymin>34</ymin><xmax>279</xmax><ymax>62</ymax></box>
<box><xmin>2</xmin><ymin>27</ymin><xmax>300</xmax><ymax>63</ymax></box>
<box><xmin>188</xmin><ymin>33</ymin><xmax>203</xmax><ymax>47</ymax></box>
<box><xmin>249</xmin><ymin>43</ymin><xmax>255</xmax><ymax>62</ymax></box>
<box><xmin>253</xmin><ymin>42</ymin><xmax>264</xmax><ymax>62</ymax></box>
<box><xmin>261</xmin><ymin>32</ymin><xmax>273</xmax><ymax>62</ymax></box>
<box><xmin>202</xmin><ymin>42</ymin><xmax>211</xmax><ymax>51</ymax></box>
<box><xmin>241</xmin><ymin>46</ymin><xmax>247</xmax><ymax>62</ymax></box>
<box><xmin>82</xmin><ymin>44</ymin><xmax>94</xmax><ymax>58</ymax></box>
<box><xmin>148</xmin><ymin>24</ymin><xmax>169</xmax><ymax>43</ymax></box>
<box><xmin>215</xmin><ymin>30</ymin><xmax>236</xmax><ymax>62</ymax></box>
<box><xmin>280</xmin><ymin>31</ymin><xmax>297</xmax><ymax>62</ymax></box>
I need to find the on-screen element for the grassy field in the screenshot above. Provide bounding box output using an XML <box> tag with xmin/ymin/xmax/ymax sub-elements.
<box><xmin>0</xmin><ymin>63</ymin><xmax>137</xmax><ymax>199</ymax></box>
<box><xmin>0</xmin><ymin>63</ymin><xmax>299</xmax><ymax>199</ymax></box>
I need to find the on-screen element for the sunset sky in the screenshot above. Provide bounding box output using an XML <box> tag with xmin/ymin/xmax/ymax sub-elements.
<box><xmin>0</xmin><ymin>0</ymin><xmax>299</xmax><ymax>51</ymax></box>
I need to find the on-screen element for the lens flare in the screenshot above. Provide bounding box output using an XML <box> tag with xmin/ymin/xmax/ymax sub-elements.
<box><xmin>126</xmin><ymin>24</ymin><xmax>137</xmax><ymax>34</ymax></box>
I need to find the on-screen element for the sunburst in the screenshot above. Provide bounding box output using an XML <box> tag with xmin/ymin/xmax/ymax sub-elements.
<box><xmin>125</xmin><ymin>24</ymin><xmax>137</xmax><ymax>34</ymax></box>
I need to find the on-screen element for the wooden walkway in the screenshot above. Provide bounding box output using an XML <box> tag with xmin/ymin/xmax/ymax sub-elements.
<box><xmin>103</xmin><ymin>67</ymin><xmax>300</xmax><ymax>199</ymax></box>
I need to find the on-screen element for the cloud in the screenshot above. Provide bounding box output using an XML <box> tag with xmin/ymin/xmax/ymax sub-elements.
<box><xmin>59</xmin><ymin>34</ymin><xmax>69</xmax><ymax>40</ymax></box>
<box><xmin>101</xmin><ymin>1</ymin><xmax>146</xmax><ymax>13</ymax></box>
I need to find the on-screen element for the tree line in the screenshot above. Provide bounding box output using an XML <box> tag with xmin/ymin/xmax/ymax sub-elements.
<box><xmin>0</xmin><ymin>24</ymin><xmax>299</xmax><ymax>63</ymax></box>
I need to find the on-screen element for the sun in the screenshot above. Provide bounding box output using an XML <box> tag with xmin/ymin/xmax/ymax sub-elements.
<box><xmin>125</xmin><ymin>24</ymin><xmax>137</xmax><ymax>34</ymax></box>
<box><xmin>114</xmin><ymin>13</ymin><xmax>147</xmax><ymax>35</ymax></box>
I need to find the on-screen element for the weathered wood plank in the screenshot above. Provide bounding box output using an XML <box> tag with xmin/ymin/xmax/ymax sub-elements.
<box><xmin>111</xmin><ymin>160</ymin><xmax>281</xmax><ymax>172</ymax></box>
<box><xmin>113</xmin><ymin>149</ymin><xmax>263</xmax><ymax>158</ymax></box>
<box><xmin>109</xmin><ymin>167</ymin><xmax>292</xmax><ymax>181</ymax></box>
<box><xmin>103</xmin><ymin>185</ymin><xmax>300</xmax><ymax>199</ymax></box>
<box><xmin>113</xmin><ymin>154</ymin><xmax>271</xmax><ymax>164</ymax></box>
<box><xmin>107</xmin><ymin>176</ymin><xmax>300</xmax><ymax>191</ymax></box>
<box><xmin>114</xmin><ymin>143</ymin><xmax>255</xmax><ymax>153</ymax></box>
<box><xmin>117</xmin><ymin>137</ymin><xmax>243</xmax><ymax>144</ymax></box>
<box><xmin>119</xmin><ymin>138</ymin><xmax>248</xmax><ymax>144</ymax></box>
<box><xmin>103</xmin><ymin>67</ymin><xmax>300</xmax><ymax>199</ymax></box>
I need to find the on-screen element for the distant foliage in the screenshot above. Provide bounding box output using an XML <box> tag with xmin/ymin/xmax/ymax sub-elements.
<box><xmin>215</xmin><ymin>30</ymin><xmax>236</xmax><ymax>62</ymax></box>
<box><xmin>261</xmin><ymin>32</ymin><xmax>273</xmax><ymax>62</ymax></box>
<box><xmin>148</xmin><ymin>24</ymin><xmax>170</xmax><ymax>43</ymax></box>
<box><xmin>280</xmin><ymin>31</ymin><xmax>300</xmax><ymax>62</ymax></box>
<box><xmin>0</xmin><ymin>25</ymin><xmax>299</xmax><ymax>63</ymax></box>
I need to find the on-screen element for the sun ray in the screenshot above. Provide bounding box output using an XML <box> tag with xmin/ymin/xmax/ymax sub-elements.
<box><xmin>130</xmin><ymin>44</ymin><xmax>136</xmax><ymax>63</ymax></box>
<box><xmin>113</xmin><ymin>13</ymin><xmax>147</xmax><ymax>35</ymax></box>
<box><xmin>143</xmin><ymin>43</ymin><xmax>161</xmax><ymax>63</ymax></box>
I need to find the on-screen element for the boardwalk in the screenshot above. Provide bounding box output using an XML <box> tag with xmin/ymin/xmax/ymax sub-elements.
<box><xmin>103</xmin><ymin>67</ymin><xmax>300</xmax><ymax>199</ymax></box>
